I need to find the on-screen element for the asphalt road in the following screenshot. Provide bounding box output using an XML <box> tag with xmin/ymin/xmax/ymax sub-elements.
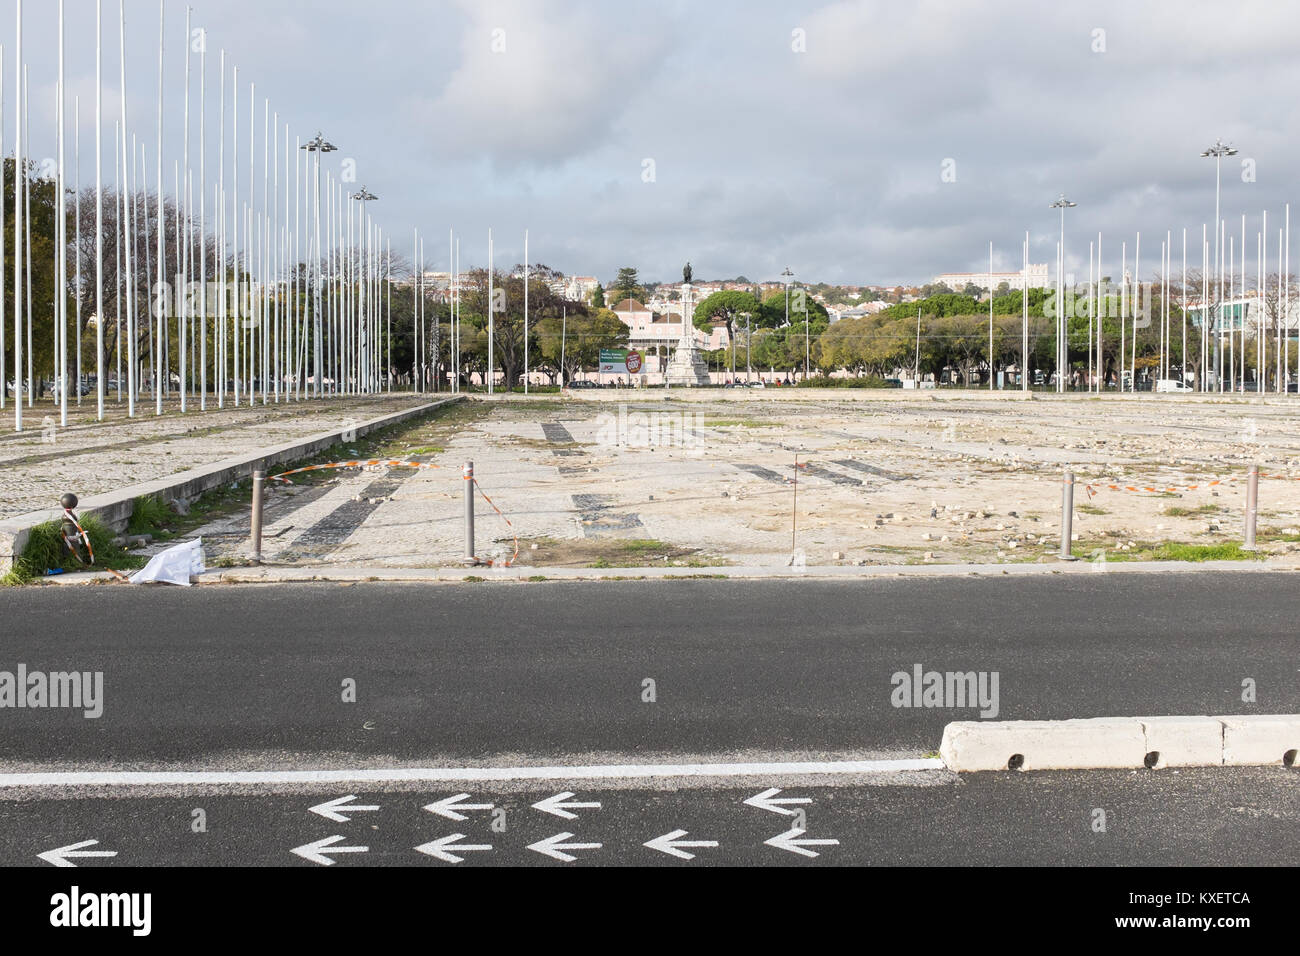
<box><xmin>1</xmin><ymin>575</ymin><xmax>1297</xmax><ymax>868</ymax></box>
<box><xmin>3</xmin><ymin>768</ymin><xmax>1299</xmax><ymax>866</ymax></box>
<box><xmin>0</xmin><ymin>575</ymin><xmax>1297</xmax><ymax>765</ymax></box>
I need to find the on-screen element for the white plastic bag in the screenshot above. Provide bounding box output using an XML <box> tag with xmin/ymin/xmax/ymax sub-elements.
<box><xmin>129</xmin><ymin>538</ymin><xmax>206</xmax><ymax>586</ymax></box>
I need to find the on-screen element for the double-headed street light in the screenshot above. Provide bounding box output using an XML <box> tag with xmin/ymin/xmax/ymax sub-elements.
<box><xmin>1201</xmin><ymin>140</ymin><xmax>1237</xmax><ymax>391</ymax></box>
<box><xmin>1050</xmin><ymin>194</ymin><xmax>1077</xmax><ymax>392</ymax></box>
<box><xmin>302</xmin><ymin>132</ymin><xmax>336</xmax><ymax>397</ymax></box>
<box><xmin>780</xmin><ymin>267</ymin><xmax>802</xmax><ymax>379</ymax></box>
<box><xmin>352</xmin><ymin>186</ymin><xmax>379</xmax><ymax>393</ymax></box>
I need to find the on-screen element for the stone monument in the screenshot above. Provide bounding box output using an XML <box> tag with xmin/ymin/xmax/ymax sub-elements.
<box><xmin>664</xmin><ymin>263</ymin><xmax>711</xmax><ymax>387</ymax></box>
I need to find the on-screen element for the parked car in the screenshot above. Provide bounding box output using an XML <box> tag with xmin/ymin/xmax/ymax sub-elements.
<box><xmin>1155</xmin><ymin>379</ymin><xmax>1193</xmax><ymax>393</ymax></box>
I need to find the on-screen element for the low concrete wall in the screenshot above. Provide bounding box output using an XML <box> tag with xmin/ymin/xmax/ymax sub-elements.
<box><xmin>0</xmin><ymin>397</ymin><xmax>462</xmax><ymax>572</ymax></box>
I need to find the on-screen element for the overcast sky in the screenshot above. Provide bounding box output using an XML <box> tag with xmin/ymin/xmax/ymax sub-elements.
<box><xmin>4</xmin><ymin>0</ymin><xmax>1297</xmax><ymax>287</ymax></box>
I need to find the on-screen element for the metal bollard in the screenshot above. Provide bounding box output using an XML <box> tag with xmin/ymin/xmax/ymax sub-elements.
<box><xmin>1244</xmin><ymin>463</ymin><xmax>1259</xmax><ymax>550</ymax></box>
<box><xmin>250</xmin><ymin>470</ymin><xmax>265</xmax><ymax>564</ymax></box>
<box><xmin>1060</xmin><ymin>470</ymin><xmax>1076</xmax><ymax>560</ymax></box>
<box><xmin>463</xmin><ymin>461</ymin><xmax>477</xmax><ymax>565</ymax></box>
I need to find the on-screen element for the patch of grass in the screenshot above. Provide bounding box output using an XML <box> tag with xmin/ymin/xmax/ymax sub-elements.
<box><xmin>704</xmin><ymin>418</ymin><xmax>780</xmax><ymax>428</ymax></box>
<box><xmin>618</xmin><ymin>538</ymin><xmax>673</xmax><ymax>553</ymax></box>
<box><xmin>1077</xmin><ymin>504</ymin><xmax>1108</xmax><ymax>515</ymax></box>
<box><xmin>2</xmin><ymin>514</ymin><xmax>141</xmax><ymax>585</ymax></box>
<box><xmin>1149</xmin><ymin>542</ymin><xmax>1263</xmax><ymax>562</ymax></box>
<box><xmin>527</xmin><ymin>575</ymin><xmax>548</xmax><ymax>582</ymax></box>
<box><xmin>462</xmin><ymin>575</ymin><xmax>485</xmax><ymax>583</ymax></box>
<box><xmin>128</xmin><ymin>494</ymin><xmax>170</xmax><ymax>534</ymax></box>
<box><xmin>1073</xmin><ymin>539</ymin><xmax>1263</xmax><ymax>563</ymax></box>
<box><xmin>405</xmin><ymin>445</ymin><xmax>444</xmax><ymax>456</ymax></box>
<box><xmin>1162</xmin><ymin>504</ymin><xmax>1221</xmax><ymax>517</ymax></box>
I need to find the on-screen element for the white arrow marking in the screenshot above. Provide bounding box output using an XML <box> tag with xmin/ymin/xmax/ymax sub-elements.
<box><xmin>290</xmin><ymin>835</ymin><xmax>369</xmax><ymax>866</ymax></box>
<box><xmin>422</xmin><ymin>793</ymin><xmax>495</xmax><ymax>822</ymax></box>
<box><xmin>308</xmin><ymin>794</ymin><xmax>380</xmax><ymax>823</ymax></box>
<box><xmin>643</xmin><ymin>829</ymin><xmax>719</xmax><ymax>861</ymax></box>
<box><xmin>744</xmin><ymin>787</ymin><xmax>813</xmax><ymax>816</ymax></box>
<box><xmin>764</xmin><ymin>826</ymin><xmax>839</xmax><ymax>859</ymax></box>
<box><xmin>415</xmin><ymin>833</ymin><xmax>493</xmax><ymax>864</ymax></box>
<box><xmin>38</xmin><ymin>839</ymin><xmax>118</xmax><ymax>868</ymax></box>
<box><xmin>532</xmin><ymin>791</ymin><xmax>602</xmax><ymax>820</ymax></box>
<box><xmin>526</xmin><ymin>832</ymin><xmax>603</xmax><ymax>862</ymax></box>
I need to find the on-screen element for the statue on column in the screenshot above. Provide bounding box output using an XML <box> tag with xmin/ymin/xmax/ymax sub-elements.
<box><xmin>683</xmin><ymin>262</ymin><xmax>693</xmax><ymax>285</ymax></box>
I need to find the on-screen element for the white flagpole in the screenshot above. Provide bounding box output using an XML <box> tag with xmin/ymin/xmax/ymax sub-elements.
<box><xmin>988</xmin><ymin>240</ymin><xmax>993</xmax><ymax>390</ymax></box>
<box><xmin>23</xmin><ymin>65</ymin><xmax>31</xmax><ymax>408</ymax></box>
<box><xmin>118</xmin><ymin>2</ymin><xmax>133</xmax><ymax>415</ymax></box>
<box><xmin>76</xmin><ymin>97</ymin><xmax>83</xmax><ymax>407</ymax></box>
<box><xmin>178</xmin><ymin>5</ymin><xmax>189</xmax><ymax>412</ymax></box>
<box><xmin>94</xmin><ymin>2</ymin><xmax>104</xmax><ymax>419</ymax></box>
<box><xmin>524</xmin><ymin>229</ymin><xmax>529</xmax><ymax>395</ymax></box>
<box><xmin>448</xmin><ymin>228</ymin><xmax>454</xmax><ymax>393</ymax></box>
<box><xmin>456</xmin><ymin>236</ymin><xmax>460</xmax><ymax>392</ymax></box>
<box><xmin>1119</xmin><ymin>241</ymin><xmax>1126</xmax><ymax>392</ymax></box>
<box><xmin>218</xmin><ymin>51</ymin><xmax>226</xmax><ymax>406</ymax></box>
<box><xmin>1181</xmin><ymin>228</ymin><xmax>1187</xmax><ymax>388</ymax></box>
<box><xmin>228</xmin><ymin>66</ymin><xmax>236</xmax><ymax>403</ymax></box>
<box><xmin>199</xmin><ymin>29</ymin><xmax>207</xmax><ymax>409</ymax></box>
<box><xmin>1133</xmin><ymin>233</ymin><xmax>1140</xmax><ymax>391</ymax></box>
<box><xmin>0</xmin><ymin>41</ymin><xmax>5</xmax><ymax>416</ymax></box>
<box><xmin>1021</xmin><ymin>231</ymin><xmax>1028</xmax><ymax>391</ymax></box>
<box><xmin>11</xmin><ymin>2</ymin><xmax>19</xmax><ymax>431</ymax></box>
<box><xmin>155</xmin><ymin>0</ymin><xmax>164</xmax><ymax>414</ymax></box>
<box><xmin>488</xmin><ymin>229</ymin><xmax>494</xmax><ymax>394</ymax></box>
<box><xmin>261</xmin><ymin>96</ymin><xmax>268</xmax><ymax>404</ymax></box>
<box><xmin>57</xmin><ymin>0</ymin><xmax>67</xmax><ymax>425</ymax></box>
<box><xmin>1096</xmin><ymin>232</ymin><xmax>1103</xmax><ymax>391</ymax></box>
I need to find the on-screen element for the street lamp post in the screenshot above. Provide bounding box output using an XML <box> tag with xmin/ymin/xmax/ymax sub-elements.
<box><xmin>745</xmin><ymin>312</ymin><xmax>752</xmax><ymax>384</ymax></box>
<box><xmin>1201</xmin><ymin>140</ymin><xmax>1237</xmax><ymax>392</ymax></box>
<box><xmin>351</xmin><ymin>186</ymin><xmax>378</xmax><ymax>393</ymax></box>
<box><xmin>1050</xmin><ymin>194</ymin><xmax>1077</xmax><ymax>392</ymax></box>
<box><xmin>780</xmin><ymin>266</ymin><xmax>798</xmax><ymax>380</ymax></box>
<box><xmin>301</xmin><ymin>132</ymin><xmax>336</xmax><ymax>398</ymax></box>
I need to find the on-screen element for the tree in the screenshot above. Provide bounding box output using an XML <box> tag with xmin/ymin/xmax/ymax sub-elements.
<box><xmin>535</xmin><ymin>307</ymin><xmax>628</xmax><ymax>384</ymax></box>
<box><xmin>609</xmin><ymin>266</ymin><xmax>645</xmax><ymax>304</ymax></box>
<box><xmin>758</xmin><ymin>288</ymin><xmax>829</xmax><ymax>328</ymax></box>
<box><xmin>693</xmin><ymin>289</ymin><xmax>758</xmax><ymax>375</ymax></box>
<box><xmin>590</xmin><ymin>283</ymin><xmax>605</xmax><ymax>309</ymax></box>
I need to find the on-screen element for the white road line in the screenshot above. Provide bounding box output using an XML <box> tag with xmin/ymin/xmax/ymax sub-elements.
<box><xmin>0</xmin><ymin>758</ymin><xmax>944</xmax><ymax>789</ymax></box>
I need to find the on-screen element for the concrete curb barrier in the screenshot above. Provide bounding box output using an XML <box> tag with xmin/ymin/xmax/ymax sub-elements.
<box><xmin>32</xmin><ymin>557</ymin><xmax>1300</xmax><ymax>586</ymax></box>
<box><xmin>1221</xmin><ymin>714</ymin><xmax>1300</xmax><ymax>766</ymax></box>
<box><xmin>940</xmin><ymin>715</ymin><xmax>1300</xmax><ymax>772</ymax></box>
<box><xmin>0</xmin><ymin>397</ymin><xmax>462</xmax><ymax>573</ymax></box>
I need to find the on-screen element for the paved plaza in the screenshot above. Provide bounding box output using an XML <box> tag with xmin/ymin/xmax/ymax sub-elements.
<box><xmin>107</xmin><ymin>390</ymin><xmax>1300</xmax><ymax>571</ymax></box>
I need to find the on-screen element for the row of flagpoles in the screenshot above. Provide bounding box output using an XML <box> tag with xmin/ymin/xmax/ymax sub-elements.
<box><xmin>2</xmin><ymin>0</ymin><xmax>447</xmax><ymax>434</ymax></box>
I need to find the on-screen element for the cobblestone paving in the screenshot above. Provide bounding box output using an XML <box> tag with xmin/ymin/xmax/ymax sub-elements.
<box><xmin>157</xmin><ymin>393</ymin><xmax>1300</xmax><ymax>570</ymax></box>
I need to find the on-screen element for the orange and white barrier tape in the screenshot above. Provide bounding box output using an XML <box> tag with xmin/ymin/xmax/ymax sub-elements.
<box><xmin>1083</xmin><ymin>477</ymin><xmax>1239</xmax><ymax>498</ymax></box>
<box><xmin>61</xmin><ymin>508</ymin><xmax>94</xmax><ymax>565</ymax></box>
<box><xmin>469</xmin><ymin>476</ymin><xmax>520</xmax><ymax>568</ymax></box>
<box><xmin>1081</xmin><ymin>469</ymin><xmax>1300</xmax><ymax>499</ymax></box>
<box><xmin>267</xmin><ymin>459</ymin><xmax>519</xmax><ymax>567</ymax></box>
<box><xmin>268</xmin><ymin>459</ymin><xmax>442</xmax><ymax>483</ymax></box>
